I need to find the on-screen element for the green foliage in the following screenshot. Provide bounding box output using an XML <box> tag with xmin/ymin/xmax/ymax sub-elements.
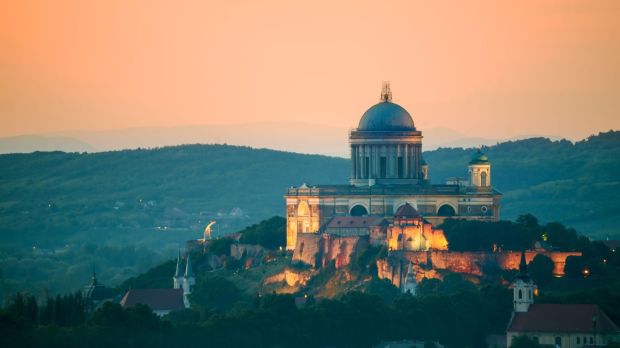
<box><xmin>118</xmin><ymin>260</ymin><xmax>176</xmax><ymax>292</ymax></box>
<box><xmin>238</xmin><ymin>216</ymin><xmax>286</xmax><ymax>250</ymax></box>
<box><xmin>2</xmin><ymin>132</ymin><xmax>620</xmax><ymax>296</ymax></box>
<box><xmin>90</xmin><ymin>302</ymin><xmax>163</xmax><ymax>331</ymax></box>
<box><xmin>417</xmin><ymin>274</ymin><xmax>478</xmax><ymax>296</ymax></box>
<box><xmin>426</xmin><ymin>131</ymin><xmax>620</xmax><ymax>239</ymax></box>
<box><xmin>189</xmin><ymin>276</ymin><xmax>241</xmax><ymax>313</ymax></box>
<box><xmin>441</xmin><ymin>216</ymin><xmax>539</xmax><ymax>251</ymax></box>
<box><xmin>39</xmin><ymin>292</ymin><xmax>86</xmax><ymax>326</ymax></box>
<box><xmin>206</xmin><ymin>238</ymin><xmax>233</xmax><ymax>256</ymax></box>
<box><xmin>509</xmin><ymin>335</ymin><xmax>541</xmax><ymax>348</ymax></box>
<box><xmin>528</xmin><ymin>254</ymin><xmax>554</xmax><ymax>286</ymax></box>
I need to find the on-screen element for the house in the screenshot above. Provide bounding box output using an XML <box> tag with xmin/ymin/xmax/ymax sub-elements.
<box><xmin>506</xmin><ymin>252</ymin><xmax>620</xmax><ymax>347</ymax></box>
<box><xmin>120</xmin><ymin>288</ymin><xmax>185</xmax><ymax>317</ymax></box>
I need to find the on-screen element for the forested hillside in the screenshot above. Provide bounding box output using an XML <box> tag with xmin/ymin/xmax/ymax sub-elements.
<box><xmin>425</xmin><ymin>130</ymin><xmax>620</xmax><ymax>238</ymax></box>
<box><xmin>0</xmin><ymin>131</ymin><xmax>618</xmax><ymax>296</ymax></box>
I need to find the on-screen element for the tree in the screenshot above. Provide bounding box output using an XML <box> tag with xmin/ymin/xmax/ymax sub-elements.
<box><xmin>528</xmin><ymin>254</ymin><xmax>554</xmax><ymax>286</ymax></box>
<box><xmin>510</xmin><ymin>335</ymin><xmax>541</xmax><ymax>348</ymax></box>
<box><xmin>238</xmin><ymin>216</ymin><xmax>286</xmax><ymax>250</ymax></box>
<box><xmin>189</xmin><ymin>276</ymin><xmax>241</xmax><ymax>313</ymax></box>
<box><xmin>564</xmin><ymin>256</ymin><xmax>587</xmax><ymax>279</ymax></box>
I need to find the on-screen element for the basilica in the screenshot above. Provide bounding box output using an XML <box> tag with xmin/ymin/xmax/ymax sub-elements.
<box><xmin>285</xmin><ymin>84</ymin><xmax>501</xmax><ymax>250</ymax></box>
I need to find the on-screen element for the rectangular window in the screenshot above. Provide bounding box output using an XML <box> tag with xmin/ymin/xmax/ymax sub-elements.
<box><xmin>364</xmin><ymin>157</ymin><xmax>370</xmax><ymax>178</ymax></box>
<box><xmin>397</xmin><ymin>157</ymin><xmax>403</xmax><ymax>179</ymax></box>
<box><xmin>380</xmin><ymin>157</ymin><xmax>387</xmax><ymax>179</ymax></box>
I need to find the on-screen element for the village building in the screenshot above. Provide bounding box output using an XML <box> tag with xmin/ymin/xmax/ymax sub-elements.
<box><xmin>120</xmin><ymin>251</ymin><xmax>195</xmax><ymax>316</ymax></box>
<box><xmin>506</xmin><ymin>252</ymin><xmax>620</xmax><ymax>347</ymax></box>
<box><xmin>82</xmin><ymin>270</ymin><xmax>115</xmax><ymax>312</ymax></box>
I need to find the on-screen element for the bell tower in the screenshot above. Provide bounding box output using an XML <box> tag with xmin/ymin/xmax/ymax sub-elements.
<box><xmin>513</xmin><ymin>251</ymin><xmax>535</xmax><ymax>313</ymax></box>
<box><xmin>469</xmin><ymin>149</ymin><xmax>491</xmax><ymax>188</ymax></box>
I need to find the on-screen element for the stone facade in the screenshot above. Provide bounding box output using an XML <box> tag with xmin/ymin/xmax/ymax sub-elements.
<box><xmin>285</xmin><ymin>87</ymin><xmax>501</xmax><ymax>250</ymax></box>
<box><xmin>292</xmin><ymin>233</ymin><xmax>368</xmax><ymax>269</ymax></box>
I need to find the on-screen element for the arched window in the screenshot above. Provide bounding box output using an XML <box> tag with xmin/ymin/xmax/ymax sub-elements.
<box><xmin>518</xmin><ymin>289</ymin><xmax>523</xmax><ymax>299</ymax></box>
<box><xmin>555</xmin><ymin>337</ymin><xmax>562</xmax><ymax>347</ymax></box>
<box><xmin>297</xmin><ymin>201</ymin><xmax>310</xmax><ymax>217</ymax></box>
<box><xmin>437</xmin><ymin>204</ymin><xmax>456</xmax><ymax>216</ymax></box>
<box><xmin>350</xmin><ymin>205</ymin><xmax>369</xmax><ymax>216</ymax></box>
<box><xmin>481</xmin><ymin>171</ymin><xmax>488</xmax><ymax>186</ymax></box>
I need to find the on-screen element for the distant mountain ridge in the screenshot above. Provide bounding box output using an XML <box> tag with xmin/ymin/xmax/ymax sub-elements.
<box><xmin>0</xmin><ymin>123</ymin><xmax>561</xmax><ymax>156</ymax></box>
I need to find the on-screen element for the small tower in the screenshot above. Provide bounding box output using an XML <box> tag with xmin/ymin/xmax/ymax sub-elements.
<box><xmin>182</xmin><ymin>253</ymin><xmax>196</xmax><ymax>308</ymax></box>
<box><xmin>468</xmin><ymin>149</ymin><xmax>491</xmax><ymax>188</ymax></box>
<box><xmin>513</xmin><ymin>251</ymin><xmax>535</xmax><ymax>313</ymax></box>
<box><xmin>402</xmin><ymin>262</ymin><xmax>417</xmax><ymax>295</ymax></box>
<box><xmin>173</xmin><ymin>250</ymin><xmax>182</xmax><ymax>289</ymax></box>
<box><xmin>421</xmin><ymin>157</ymin><xmax>429</xmax><ymax>182</ymax></box>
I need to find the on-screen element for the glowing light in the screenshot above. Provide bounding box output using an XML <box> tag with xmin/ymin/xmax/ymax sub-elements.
<box><xmin>582</xmin><ymin>268</ymin><xmax>590</xmax><ymax>277</ymax></box>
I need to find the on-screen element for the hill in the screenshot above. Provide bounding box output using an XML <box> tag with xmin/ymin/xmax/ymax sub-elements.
<box><xmin>425</xmin><ymin>130</ymin><xmax>620</xmax><ymax>238</ymax></box>
<box><xmin>0</xmin><ymin>131</ymin><xmax>618</xmax><ymax>296</ymax></box>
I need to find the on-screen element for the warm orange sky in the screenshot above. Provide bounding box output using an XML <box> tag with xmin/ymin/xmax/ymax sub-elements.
<box><xmin>1</xmin><ymin>0</ymin><xmax>619</xmax><ymax>141</ymax></box>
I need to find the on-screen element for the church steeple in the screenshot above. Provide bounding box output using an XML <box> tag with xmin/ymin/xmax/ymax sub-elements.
<box><xmin>518</xmin><ymin>250</ymin><xmax>528</xmax><ymax>277</ymax></box>
<box><xmin>513</xmin><ymin>250</ymin><xmax>535</xmax><ymax>313</ymax></box>
<box><xmin>184</xmin><ymin>253</ymin><xmax>194</xmax><ymax>278</ymax></box>
<box><xmin>181</xmin><ymin>253</ymin><xmax>196</xmax><ymax>308</ymax></box>
<box><xmin>173</xmin><ymin>250</ymin><xmax>182</xmax><ymax>289</ymax></box>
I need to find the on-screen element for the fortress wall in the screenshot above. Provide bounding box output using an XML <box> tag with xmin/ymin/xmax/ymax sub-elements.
<box><xmin>292</xmin><ymin>233</ymin><xmax>322</xmax><ymax>267</ymax></box>
<box><xmin>292</xmin><ymin>233</ymin><xmax>368</xmax><ymax>269</ymax></box>
<box><xmin>321</xmin><ymin>235</ymin><xmax>367</xmax><ymax>269</ymax></box>
<box><xmin>378</xmin><ymin>250</ymin><xmax>582</xmax><ymax>287</ymax></box>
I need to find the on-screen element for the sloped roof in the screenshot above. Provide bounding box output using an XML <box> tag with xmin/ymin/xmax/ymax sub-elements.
<box><xmin>120</xmin><ymin>289</ymin><xmax>185</xmax><ymax>311</ymax></box>
<box><xmin>394</xmin><ymin>203</ymin><xmax>420</xmax><ymax>218</ymax></box>
<box><xmin>325</xmin><ymin>216</ymin><xmax>386</xmax><ymax>229</ymax></box>
<box><xmin>508</xmin><ymin>304</ymin><xmax>619</xmax><ymax>333</ymax></box>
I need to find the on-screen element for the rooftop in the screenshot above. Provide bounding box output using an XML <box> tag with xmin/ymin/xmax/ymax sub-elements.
<box><xmin>120</xmin><ymin>288</ymin><xmax>185</xmax><ymax>312</ymax></box>
<box><xmin>286</xmin><ymin>184</ymin><xmax>500</xmax><ymax>197</ymax></box>
<box><xmin>507</xmin><ymin>304</ymin><xmax>619</xmax><ymax>334</ymax></box>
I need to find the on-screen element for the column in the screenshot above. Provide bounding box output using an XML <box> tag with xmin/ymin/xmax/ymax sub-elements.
<box><xmin>404</xmin><ymin>144</ymin><xmax>409</xmax><ymax>178</ymax></box>
<box><xmin>350</xmin><ymin>145</ymin><xmax>355</xmax><ymax>179</ymax></box>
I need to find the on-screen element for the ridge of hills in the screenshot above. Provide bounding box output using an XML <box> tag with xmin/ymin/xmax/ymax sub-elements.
<box><xmin>0</xmin><ymin>130</ymin><xmax>618</xmax><ymax>296</ymax></box>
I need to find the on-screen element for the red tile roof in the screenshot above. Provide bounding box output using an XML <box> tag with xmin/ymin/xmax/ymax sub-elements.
<box><xmin>394</xmin><ymin>203</ymin><xmax>420</xmax><ymax>218</ymax></box>
<box><xmin>120</xmin><ymin>289</ymin><xmax>185</xmax><ymax>311</ymax></box>
<box><xmin>507</xmin><ymin>304</ymin><xmax>619</xmax><ymax>334</ymax></box>
<box><xmin>602</xmin><ymin>240</ymin><xmax>619</xmax><ymax>252</ymax></box>
<box><xmin>325</xmin><ymin>216</ymin><xmax>385</xmax><ymax>229</ymax></box>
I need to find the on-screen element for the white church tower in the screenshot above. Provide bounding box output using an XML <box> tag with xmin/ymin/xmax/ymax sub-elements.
<box><xmin>182</xmin><ymin>253</ymin><xmax>196</xmax><ymax>308</ymax></box>
<box><xmin>469</xmin><ymin>150</ymin><xmax>491</xmax><ymax>188</ymax></box>
<box><xmin>402</xmin><ymin>262</ymin><xmax>418</xmax><ymax>295</ymax></box>
<box><xmin>173</xmin><ymin>250</ymin><xmax>183</xmax><ymax>289</ymax></box>
<box><xmin>513</xmin><ymin>251</ymin><xmax>535</xmax><ymax>313</ymax></box>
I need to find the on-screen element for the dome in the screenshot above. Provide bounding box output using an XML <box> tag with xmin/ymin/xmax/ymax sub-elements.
<box><xmin>469</xmin><ymin>150</ymin><xmax>489</xmax><ymax>165</ymax></box>
<box><xmin>358</xmin><ymin>101</ymin><xmax>416</xmax><ymax>131</ymax></box>
<box><xmin>83</xmin><ymin>273</ymin><xmax>114</xmax><ymax>301</ymax></box>
<box><xmin>394</xmin><ymin>203</ymin><xmax>420</xmax><ymax>218</ymax></box>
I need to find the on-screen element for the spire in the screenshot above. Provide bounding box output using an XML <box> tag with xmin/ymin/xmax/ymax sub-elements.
<box><xmin>380</xmin><ymin>81</ymin><xmax>392</xmax><ymax>102</ymax></box>
<box><xmin>91</xmin><ymin>264</ymin><xmax>99</xmax><ymax>286</ymax></box>
<box><xmin>184</xmin><ymin>253</ymin><xmax>194</xmax><ymax>278</ymax></box>
<box><xmin>174</xmin><ymin>250</ymin><xmax>182</xmax><ymax>278</ymax></box>
<box><xmin>517</xmin><ymin>250</ymin><xmax>530</xmax><ymax>280</ymax></box>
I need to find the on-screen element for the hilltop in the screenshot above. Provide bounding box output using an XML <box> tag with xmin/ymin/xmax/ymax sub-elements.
<box><xmin>0</xmin><ymin>131</ymin><xmax>618</xmax><ymax>296</ymax></box>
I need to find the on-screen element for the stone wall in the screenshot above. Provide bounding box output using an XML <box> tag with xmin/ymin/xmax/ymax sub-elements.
<box><xmin>377</xmin><ymin>250</ymin><xmax>581</xmax><ymax>287</ymax></box>
<box><xmin>292</xmin><ymin>233</ymin><xmax>368</xmax><ymax>269</ymax></box>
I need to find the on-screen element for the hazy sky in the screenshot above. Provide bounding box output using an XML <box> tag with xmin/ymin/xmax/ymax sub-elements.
<box><xmin>1</xmin><ymin>0</ymin><xmax>619</xmax><ymax>140</ymax></box>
